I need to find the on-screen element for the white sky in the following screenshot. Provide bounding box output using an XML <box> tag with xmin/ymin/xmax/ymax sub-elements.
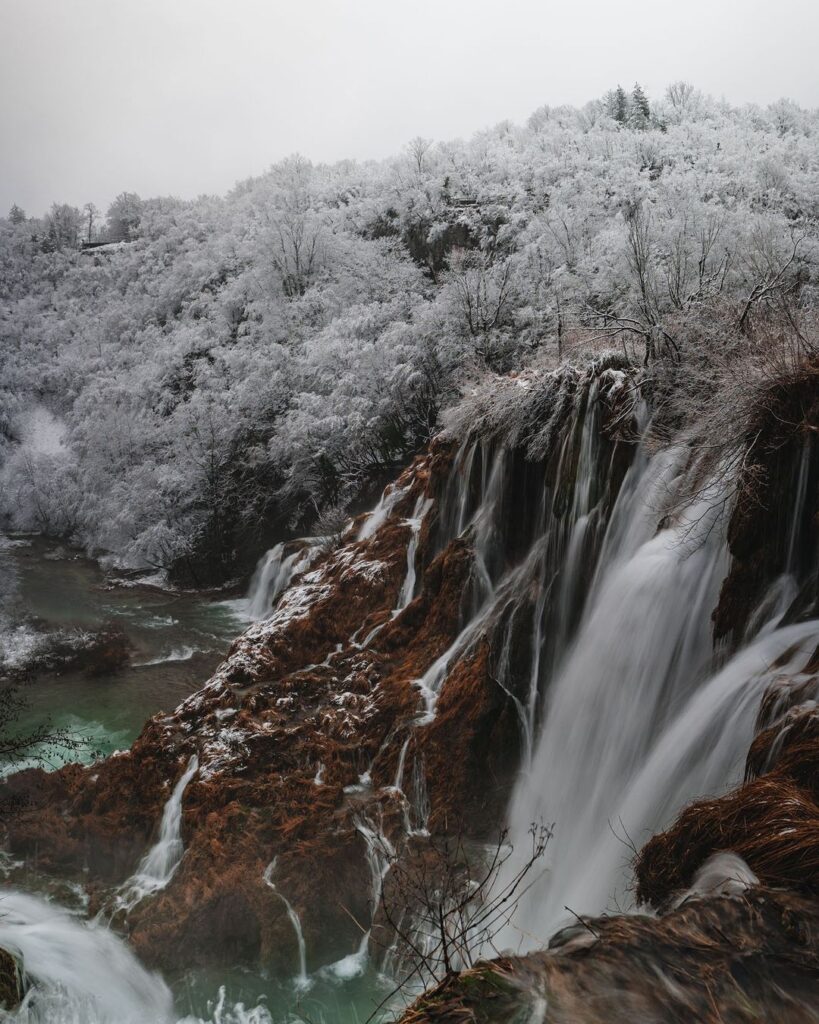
<box><xmin>2</xmin><ymin>0</ymin><xmax>818</xmax><ymax>218</ymax></box>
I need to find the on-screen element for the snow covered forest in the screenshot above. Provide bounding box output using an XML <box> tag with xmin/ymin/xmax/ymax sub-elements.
<box><xmin>2</xmin><ymin>83</ymin><xmax>818</xmax><ymax>584</ymax></box>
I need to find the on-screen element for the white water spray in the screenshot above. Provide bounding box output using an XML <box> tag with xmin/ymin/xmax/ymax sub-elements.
<box><xmin>0</xmin><ymin>889</ymin><xmax>172</xmax><ymax>1023</ymax></box>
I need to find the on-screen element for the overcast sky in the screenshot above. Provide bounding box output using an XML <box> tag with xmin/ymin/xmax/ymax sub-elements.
<box><xmin>2</xmin><ymin>0</ymin><xmax>818</xmax><ymax>218</ymax></box>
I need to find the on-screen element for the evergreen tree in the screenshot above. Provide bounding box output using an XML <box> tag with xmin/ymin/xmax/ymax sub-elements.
<box><xmin>631</xmin><ymin>83</ymin><xmax>651</xmax><ymax>127</ymax></box>
<box><xmin>612</xmin><ymin>85</ymin><xmax>629</xmax><ymax>124</ymax></box>
<box><xmin>8</xmin><ymin>204</ymin><xmax>25</xmax><ymax>224</ymax></box>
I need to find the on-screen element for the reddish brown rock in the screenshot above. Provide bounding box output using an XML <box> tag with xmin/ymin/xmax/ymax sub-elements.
<box><xmin>419</xmin><ymin>641</ymin><xmax>522</xmax><ymax>834</ymax></box>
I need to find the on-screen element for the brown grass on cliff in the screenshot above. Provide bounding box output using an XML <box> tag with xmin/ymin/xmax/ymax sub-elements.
<box><xmin>635</xmin><ymin>775</ymin><xmax>819</xmax><ymax>909</ymax></box>
<box><xmin>637</xmin><ymin>681</ymin><xmax>819</xmax><ymax>910</ymax></box>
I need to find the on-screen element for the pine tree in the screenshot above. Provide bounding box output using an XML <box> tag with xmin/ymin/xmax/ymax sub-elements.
<box><xmin>631</xmin><ymin>83</ymin><xmax>651</xmax><ymax>127</ymax></box>
<box><xmin>8</xmin><ymin>204</ymin><xmax>26</xmax><ymax>224</ymax></box>
<box><xmin>612</xmin><ymin>85</ymin><xmax>629</xmax><ymax>124</ymax></box>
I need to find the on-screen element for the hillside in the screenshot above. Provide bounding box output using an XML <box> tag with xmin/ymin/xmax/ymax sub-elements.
<box><xmin>2</xmin><ymin>85</ymin><xmax>818</xmax><ymax>585</ymax></box>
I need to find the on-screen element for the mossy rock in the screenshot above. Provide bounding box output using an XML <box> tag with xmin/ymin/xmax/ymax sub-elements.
<box><xmin>0</xmin><ymin>946</ymin><xmax>23</xmax><ymax>1010</ymax></box>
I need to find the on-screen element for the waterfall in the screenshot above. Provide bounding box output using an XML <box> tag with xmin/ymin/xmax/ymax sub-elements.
<box><xmin>0</xmin><ymin>889</ymin><xmax>172</xmax><ymax>1023</ymax></box>
<box><xmin>391</xmin><ymin>736</ymin><xmax>412</xmax><ymax>792</ymax></box>
<box><xmin>325</xmin><ymin>816</ymin><xmax>395</xmax><ymax>981</ymax></box>
<box><xmin>388</xmin><ymin>734</ymin><xmax>429</xmax><ymax>836</ymax></box>
<box><xmin>351</xmin><ymin>494</ymin><xmax>432</xmax><ymax>652</ymax></box>
<box><xmin>395</xmin><ymin>497</ymin><xmax>433</xmax><ymax>613</ymax></box>
<box><xmin>514</xmin><ymin>619</ymin><xmax>819</xmax><ymax>945</ymax></box>
<box><xmin>262</xmin><ymin>860</ymin><xmax>310</xmax><ymax>991</ymax></box>
<box><xmin>388</xmin><ymin>379</ymin><xmax>818</xmax><ymax>959</ymax></box>
<box><xmin>119</xmin><ymin>755</ymin><xmax>199</xmax><ymax>911</ymax></box>
<box><xmin>244</xmin><ymin>544</ymin><xmax>316</xmax><ymax>621</ymax></box>
<box><xmin>495</xmin><ymin>439</ymin><xmax>819</xmax><ymax>949</ymax></box>
<box><xmin>358</xmin><ymin>483</ymin><xmax>407</xmax><ymax>542</ymax></box>
<box><xmin>414</xmin><ymin>538</ymin><xmax>547</xmax><ymax>724</ymax></box>
<box><xmin>412</xmin><ymin>389</ymin><xmax>623</xmax><ymax>728</ymax></box>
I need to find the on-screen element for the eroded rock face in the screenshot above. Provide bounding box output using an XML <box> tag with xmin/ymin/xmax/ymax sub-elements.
<box><xmin>4</xmin><ymin>450</ymin><xmax>452</xmax><ymax>970</ymax></box>
<box><xmin>2</xmin><ymin>444</ymin><xmax>513</xmax><ymax>972</ymax></box>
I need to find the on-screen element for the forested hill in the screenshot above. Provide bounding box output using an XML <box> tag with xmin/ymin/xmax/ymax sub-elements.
<box><xmin>2</xmin><ymin>84</ymin><xmax>818</xmax><ymax>584</ymax></box>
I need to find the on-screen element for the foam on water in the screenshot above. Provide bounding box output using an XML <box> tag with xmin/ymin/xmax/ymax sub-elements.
<box><xmin>0</xmin><ymin>890</ymin><xmax>172</xmax><ymax>1023</ymax></box>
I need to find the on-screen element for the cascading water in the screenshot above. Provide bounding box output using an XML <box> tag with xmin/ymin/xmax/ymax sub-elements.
<box><xmin>350</xmin><ymin>495</ymin><xmax>434</xmax><ymax>653</ymax></box>
<box><xmin>502</xmin><ymin>617</ymin><xmax>819</xmax><ymax>948</ymax></box>
<box><xmin>4</xmin><ymin>367</ymin><xmax>816</xmax><ymax>1021</ymax></box>
<box><xmin>494</xmin><ymin>438</ymin><xmax>819</xmax><ymax>949</ymax></box>
<box><xmin>358</xmin><ymin>485</ymin><xmax>408</xmax><ymax>542</ymax></box>
<box><xmin>0</xmin><ymin>890</ymin><xmax>172</xmax><ymax>1023</ymax></box>
<box><xmin>395</xmin><ymin>497</ymin><xmax>433</xmax><ymax>614</ymax></box>
<box><xmin>118</xmin><ymin>754</ymin><xmax>199</xmax><ymax>911</ymax></box>
<box><xmin>262</xmin><ymin>860</ymin><xmax>310</xmax><ymax>991</ymax></box>
<box><xmin>377</xmin><ymin>373</ymin><xmax>819</xmax><ymax>961</ymax></box>
<box><xmin>244</xmin><ymin>544</ymin><xmax>318</xmax><ymax>621</ymax></box>
<box><xmin>325</xmin><ymin>816</ymin><xmax>395</xmax><ymax>982</ymax></box>
<box><xmin>412</xmin><ymin>376</ymin><xmax>627</xmax><ymax>730</ymax></box>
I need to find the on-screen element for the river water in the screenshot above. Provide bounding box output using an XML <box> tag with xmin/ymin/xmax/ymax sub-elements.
<box><xmin>0</xmin><ymin>536</ymin><xmax>247</xmax><ymax>768</ymax></box>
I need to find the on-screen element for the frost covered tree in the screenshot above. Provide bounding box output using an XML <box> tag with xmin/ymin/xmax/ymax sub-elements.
<box><xmin>106</xmin><ymin>191</ymin><xmax>142</xmax><ymax>241</ymax></box>
<box><xmin>407</xmin><ymin>136</ymin><xmax>434</xmax><ymax>174</ymax></box>
<box><xmin>82</xmin><ymin>202</ymin><xmax>100</xmax><ymax>242</ymax></box>
<box><xmin>43</xmin><ymin>203</ymin><xmax>81</xmax><ymax>251</ymax></box>
<box><xmin>607</xmin><ymin>85</ymin><xmax>629</xmax><ymax>123</ymax></box>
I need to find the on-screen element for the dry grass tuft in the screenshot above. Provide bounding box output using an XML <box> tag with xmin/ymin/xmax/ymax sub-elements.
<box><xmin>635</xmin><ymin>774</ymin><xmax>819</xmax><ymax>909</ymax></box>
